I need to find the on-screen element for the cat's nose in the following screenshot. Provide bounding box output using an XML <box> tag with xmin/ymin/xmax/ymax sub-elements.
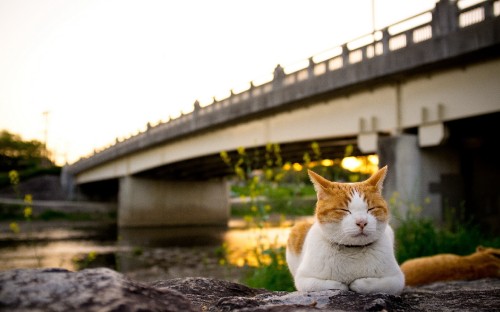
<box><xmin>356</xmin><ymin>219</ymin><xmax>368</xmax><ymax>229</ymax></box>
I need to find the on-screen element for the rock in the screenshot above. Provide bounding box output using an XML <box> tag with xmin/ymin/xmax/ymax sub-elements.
<box><xmin>1</xmin><ymin>268</ymin><xmax>499</xmax><ymax>311</ymax></box>
<box><xmin>152</xmin><ymin>277</ymin><xmax>269</xmax><ymax>311</ymax></box>
<box><xmin>0</xmin><ymin>268</ymin><xmax>195</xmax><ymax>312</ymax></box>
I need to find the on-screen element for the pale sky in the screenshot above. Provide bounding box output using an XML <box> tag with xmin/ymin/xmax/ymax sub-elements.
<box><xmin>0</xmin><ymin>0</ymin><xmax>436</xmax><ymax>165</ymax></box>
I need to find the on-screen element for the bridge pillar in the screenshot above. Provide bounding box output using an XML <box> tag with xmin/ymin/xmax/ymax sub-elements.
<box><xmin>378</xmin><ymin>134</ymin><xmax>422</xmax><ymax>220</ymax></box>
<box><xmin>378</xmin><ymin>134</ymin><xmax>461</xmax><ymax>224</ymax></box>
<box><xmin>118</xmin><ymin>176</ymin><xmax>229</xmax><ymax>227</ymax></box>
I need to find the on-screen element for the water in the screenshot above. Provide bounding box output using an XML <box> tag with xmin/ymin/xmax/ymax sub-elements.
<box><xmin>0</xmin><ymin>218</ymin><xmax>308</xmax><ymax>283</ymax></box>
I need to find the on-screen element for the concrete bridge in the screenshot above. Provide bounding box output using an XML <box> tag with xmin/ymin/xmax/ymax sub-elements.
<box><xmin>63</xmin><ymin>0</ymin><xmax>500</xmax><ymax>230</ymax></box>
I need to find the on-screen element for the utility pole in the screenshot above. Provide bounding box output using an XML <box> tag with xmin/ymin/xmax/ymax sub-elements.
<box><xmin>371</xmin><ymin>0</ymin><xmax>376</xmax><ymax>32</ymax></box>
<box><xmin>42</xmin><ymin>111</ymin><xmax>50</xmax><ymax>161</ymax></box>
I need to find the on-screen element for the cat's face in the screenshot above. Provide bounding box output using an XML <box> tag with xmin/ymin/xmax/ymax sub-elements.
<box><xmin>309</xmin><ymin>167</ymin><xmax>389</xmax><ymax>246</ymax></box>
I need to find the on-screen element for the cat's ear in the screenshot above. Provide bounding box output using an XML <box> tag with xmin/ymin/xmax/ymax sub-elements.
<box><xmin>365</xmin><ymin>165</ymin><xmax>387</xmax><ymax>192</ymax></box>
<box><xmin>308</xmin><ymin>169</ymin><xmax>331</xmax><ymax>200</ymax></box>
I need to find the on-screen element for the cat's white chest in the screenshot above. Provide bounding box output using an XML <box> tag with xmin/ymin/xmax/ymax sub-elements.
<box><xmin>298</xmin><ymin>223</ymin><xmax>394</xmax><ymax>284</ymax></box>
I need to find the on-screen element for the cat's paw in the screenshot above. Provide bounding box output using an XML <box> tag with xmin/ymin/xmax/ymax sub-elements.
<box><xmin>295</xmin><ymin>277</ymin><xmax>349</xmax><ymax>291</ymax></box>
<box><xmin>350</xmin><ymin>275</ymin><xmax>404</xmax><ymax>295</ymax></box>
<box><xmin>349</xmin><ymin>278</ymin><xmax>378</xmax><ymax>294</ymax></box>
<box><xmin>325</xmin><ymin>280</ymin><xmax>349</xmax><ymax>291</ymax></box>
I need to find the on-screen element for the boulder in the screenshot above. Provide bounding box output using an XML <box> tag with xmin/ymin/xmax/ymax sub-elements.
<box><xmin>0</xmin><ymin>268</ymin><xmax>195</xmax><ymax>312</ymax></box>
<box><xmin>1</xmin><ymin>268</ymin><xmax>499</xmax><ymax>311</ymax></box>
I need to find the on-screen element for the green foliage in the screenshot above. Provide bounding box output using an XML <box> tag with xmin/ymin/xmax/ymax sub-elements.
<box><xmin>3</xmin><ymin>170</ymin><xmax>42</xmax><ymax>266</ymax></box>
<box><xmin>0</xmin><ymin>130</ymin><xmax>59</xmax><ymax>188</ymax></box>
<box><xmin>0</xmin><ymin>130</ymin><xmax>49</xmax><ymax>171</ymax></box>
<box><xmin>244</xmin><ymin>246</ymin><xmax>295</xmax><ymax>291</ymax></box>
<box><xmin>391</xmin><ymin>193</ymin><xmax>500</xmax><ymax>264</ymax></box>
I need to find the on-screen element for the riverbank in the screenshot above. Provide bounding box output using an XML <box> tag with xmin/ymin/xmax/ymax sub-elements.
<box><xmin>0</xmin><ymin>217</ymin><xmax>308</xmax><ymax>284</ymax></box>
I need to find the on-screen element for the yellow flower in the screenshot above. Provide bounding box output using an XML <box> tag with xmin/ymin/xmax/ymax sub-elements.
<box><xmin>9</xmin><ymin>222</ymin><xmax>20</xmax><ymax>234</ymax></box>
<box><xmin>87</xmin><ymin>251</ymin><xmax>97</xmax><ymax>262</ymax></box>
<box><xmin>8</xmin><ymin>170</ymin><xmax>19</xmax><ymax>185</ymax></box>
<box><xmin>24</xmin><ymin>194</ymin><xmax>33</xmax><ymax>204</ymax></box>
<box><xmin>311</xmin><ymin>142</ymin><xmax>320</xmax><ymax>157</ymax></box>
<box><xmin>235</xmin><ymin>166</ymin><xmax>245</xmax><ymax>180</ymax></box>
<box><xmin>220</xmin><ymin>151</ymin><xmax>231</xmax><ymax>165</ymax></box>
<box><xmin>24</xmin><ymin>207</ymin><xmax>32</xmax><ymax>218</ymax></box>
<box><xmin>237</xmin><ymin>146</ymin><xmax>245</xmax><ymax>156</ymax></box>
<box><xmin>265</xmin><ymin>169</ymin><xmax>273</xmax><ymax>180</ymax></box>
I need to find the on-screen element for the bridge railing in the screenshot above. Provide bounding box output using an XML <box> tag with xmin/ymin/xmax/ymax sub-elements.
<box><xmin>70</xmin><ymin>0</ymin><xmax>499</xmax><ymax>172</ymax></box>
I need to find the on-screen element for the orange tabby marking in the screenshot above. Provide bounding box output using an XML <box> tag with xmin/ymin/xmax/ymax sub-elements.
<box><xmin>400</xmin><ymin>246</ymin><xmax>500</xmax><ymax>286</ymax></box>
<box><xmin>287</xmin><ymin>221</ymin><xmax>313</xmax><ymax>255</ymax></box>
<box><xmin>307</xmin><ymin>169</ymin><xmax>389</xmax><ymax>225</ymax></box>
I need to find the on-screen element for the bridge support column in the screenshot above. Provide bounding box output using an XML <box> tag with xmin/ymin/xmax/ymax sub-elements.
<box><xmin>118</xmin><ymin>176</ymin><xmax>229</xmax><ymax>227</ymax></box>
<box><xmin>378</xmin><ymin>135</ymin><xmax>422</xmax><ymax>221</ymax></box>
<box><xmin>378</xmin><ymin>134</ymin><xmax>461</xmax><ymax>224</ymax></box>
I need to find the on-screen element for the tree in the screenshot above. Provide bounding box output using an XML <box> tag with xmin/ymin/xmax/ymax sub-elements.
<box><xmin>0</xmin><ymin>130</ymin><xmax>50</xmax><ymax>172</ymax></box>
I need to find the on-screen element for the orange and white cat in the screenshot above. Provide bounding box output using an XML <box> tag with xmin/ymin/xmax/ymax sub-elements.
<box><xmin>286</xmin><ymin>166</ymin><xmax>404</xmax><ymax>294</ymax></box>
<box><xmin>401</xmin><ymin>246</ymin><xmax>500</xmax><ymax>286</ymax></box>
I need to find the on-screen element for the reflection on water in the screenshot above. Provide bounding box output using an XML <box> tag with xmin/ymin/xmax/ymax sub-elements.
<box><xmin>118</xmin><ymin>225</ymin><xmax>227</xmax><ymax>248</ymax></box>
<box><xmin>0</xmin><ymin>222</ymin><xmax>120</xmax><ymax>272</ymax></box>
<box><xmin>0</xmin><ymin>218</ymin><xmax>311</xmax><ymax>282</ymax></box>
<box><xmin>224</xmin><ymin>223</ymin><xmax>291</xmax><ymax>267</ymax></box>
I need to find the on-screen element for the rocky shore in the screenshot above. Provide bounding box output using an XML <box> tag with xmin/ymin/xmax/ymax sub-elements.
<box><xmin>1</xmin><ymin>267</ymin><xmax>499</xmax><ymax>311</ymax></box>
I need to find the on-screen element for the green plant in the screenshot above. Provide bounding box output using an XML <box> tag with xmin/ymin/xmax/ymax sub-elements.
<box><xmin>390</xmin><ymin>192</ymin><xmax>500</xmax><ymax>263</ymax></box>
<box><xmin>244</xmin><ymin>246</ymin><xmax>295</xmax><ymax>291</ymax></box>
<box><xmin>5</xmin><ymin>170</ymin><xmax>41</xmax><ymax>266</ymax></box>
<box><xmin>72</xmin><ymin>251</ymin><xmax>97</xmax><ymax>270</ymax></box>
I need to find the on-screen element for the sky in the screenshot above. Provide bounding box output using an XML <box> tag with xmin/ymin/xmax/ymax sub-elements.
<box><xmin>0</xmin><ymin>0</ymin><xmax>437</xmax><ymax>165</ymax></box>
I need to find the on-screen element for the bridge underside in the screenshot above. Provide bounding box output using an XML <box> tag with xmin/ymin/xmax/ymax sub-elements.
<box><xmin>73</xmin><ymin>112</ymin><xmax>500</xmax><ymax>233</ymax></box>
<box><xmin>134</xmin><ymin>136</ymin><xmax>362</xmax><ymax>181</ymax></box>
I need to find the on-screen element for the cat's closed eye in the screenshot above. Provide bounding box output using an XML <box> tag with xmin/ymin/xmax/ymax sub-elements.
<box><xmin>336</xmin><ymin>208</ymin><xmax>351</xmax><ymax>214</ymax></box>
<box><xmin>367</xmin><ymin>206</ymin><xmax>382</xmax><ymax>212</ymax></box>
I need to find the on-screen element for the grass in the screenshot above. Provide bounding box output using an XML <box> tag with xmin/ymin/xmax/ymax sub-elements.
<box><xmin>394</xmin><ymin>209</ymin><xmax>500</xmax><ymax>264</ymax></box>
<box><xmin>243</xmin><ymin>246</ymin><xmax>295</xmax><ymax>291</ymax></box>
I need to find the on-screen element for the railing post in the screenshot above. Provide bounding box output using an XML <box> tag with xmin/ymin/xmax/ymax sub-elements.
<box><xmin>484</xmin><ymin>0</ymin><xmax>495</xmax><ymax>19</ymax></box>
<box><xmin>341</xmin><ymin>44</ymin><xmax>349</xmax><ymax>67</ymax></box>
<box><xmin>229</xmin><ymin>89</ymin><xmax>235</xmax><ymax>101</ymax></box>
<box><xmin>381</xmin><ymin>28</ymin><xmax>390</xmax><ymax>54</ymax></box>
<box><xmin>307</xmin><ymin>57</ymin><xmax>315</xmax><ymax>78</ymax></box>
<box><xmin>192</xmin><ymin>100</ymin><xmax>201</xmax><ymax>118</ymax></box>
<box><xmin>432</xmin><ymin>0</ymin><xmax>458</xmax><ymax>37</ymax></box>
<box><xmin>405</xmin><ymin>29</ymin><xmax>414</xmax><ymax>47</ymax></box>
<box><xmin>249</xmin><ymin>81</ymin><xmax>255</xmax><ymax>97</ymax></box>
<box><xmin>272</xmin><ymin>64</ymin><xmax>285</xmax><ymax>89</ymax></box>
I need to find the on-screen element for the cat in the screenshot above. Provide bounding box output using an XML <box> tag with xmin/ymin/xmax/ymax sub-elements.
<box><xmin>286</xmin><ymin>166</ymin><xmax>405</xmax><ymax>294</ymax></box>
<box><xmin>401</xmin><ymin>246</ymin><xmax>500</xmax><ymax>286</ymax></box>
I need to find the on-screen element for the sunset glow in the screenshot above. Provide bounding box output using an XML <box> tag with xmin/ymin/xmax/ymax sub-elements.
<box><xmin>0</xmin><ymin>0</ymin><xmax>436</xmax><ymax>165</ymax></box>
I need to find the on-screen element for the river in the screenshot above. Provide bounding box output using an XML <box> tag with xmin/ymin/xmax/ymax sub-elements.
<box><xmin>0</xmin><ymin>217</ymin><xmax>310</xmax><ymax>283</ymax></box>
